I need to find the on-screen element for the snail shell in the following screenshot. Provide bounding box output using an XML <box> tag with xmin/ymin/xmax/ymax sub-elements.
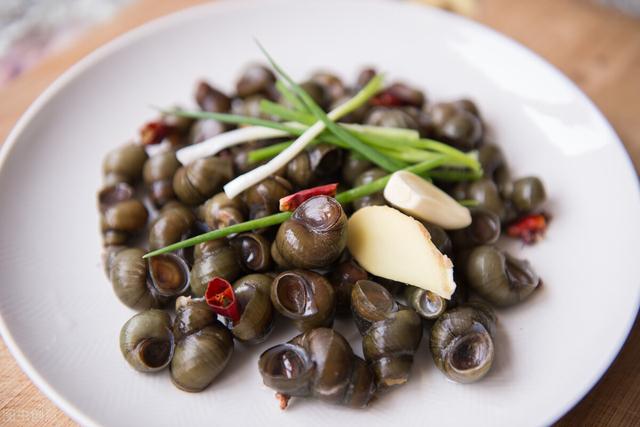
<box><xmin>170</xmin><ymin>297</ymin><xmax>234</xmax><ymax>392</ymax></box>
<box><xmin>119</xmin><ymin>309</ymin><xmax>174</xmax><ymax>372</ymax></box>
<box><xmin>258</xmin><ymin>328</ymin><xmax>375</xmax><ymax>408</ymax></box>
<box><xmin>271</xmin><ymin>270</ymin><xmax>336</xmax><ymax>332</ymax></box>
<box><xmin>275</xmin><ymin>195</ymin><xmax>347</xmax><ymax>269</ymax></box>
<box><xmin>430</xmin><ymin>303</ymin><xmax>496</xmax><ymax>383</ymax></box>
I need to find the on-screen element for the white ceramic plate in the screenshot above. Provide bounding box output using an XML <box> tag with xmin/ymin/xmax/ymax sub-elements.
<box><xmin>1</xmin><ymin>0</ymin><xmax>639</xmax><ymax>426</ymax></box>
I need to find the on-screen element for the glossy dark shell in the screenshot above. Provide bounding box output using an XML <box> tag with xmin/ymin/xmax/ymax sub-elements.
<box><xmin>143</xmin><ymin>151</ymin><xmax>180</xmax><ymax>207</ymax></box>
<box><xmin>98</xmin><ymin>183</ymin><xmax>147</xmax><ymax>245</ymax></box>
<box><xmin>286</xmin><ymin>152</ymin><xmax>313</xmax><ymax>188</ymax></box>
<box><xmin>467</xmin><ymin>178</ymin><xmax>505</xmax><ymax>220</ymax></box>
<box><xmin>231</xmin><ymin>233</ymin><xmax>272</xmax><ymax>272</ymax></box>
<box><xmin>230</xmin><ymin>274</ymin><xmax>274</xmax><ymax>343</ymax></box>
<box><xmin>466</xmin><ymin>246</ymin><xmax>541</xmax><ymax>306</ymax></box>
<box><xmin>404</xmin><ymin>286</ymin><xmax>447</xmax><ymax>320</ymax></box>
<box><xmin>258</xmin><ymin>328</ymin><xmax>375</xmax><ymax>408</ymax></box>
<box><xmin>351</xmin><ymin>279</ymin><xmax>398</xmax><ymax>333</ymax></box>
<box><xmin>148</xmin><ymin>253</ymin><xmax>190</xmax><ymax>298</ymax></box>
<box><xmin>171</xmin><ymin>297</ymin><xmax>234</xmax><ymax>392</ymax></box>
<box><xmin>494</xmin><ymin>165</ymin><xmax>513</xmax><ymax>199</ymax></box>
<box><xmin>195</xmin><ymin>81</ymin><xmax>231</xmax><ymax>113</ymax></box>
<box><xmin>190</xmin><ymin>240</ymin><xmax>242</xmax><ymax>297</ymax></box>
<box><xmin>365</xmin><ymin>107</ymin><xmax>419</xmax><ymax>130</ymax></box>
<box><xmin>236</xmin><ymin>64</ymin><xmax>276</xmax><ymax>98</ymax></box>
<box><xmin>173</xmin><ymin>157</ymin><xmax>233</xmax><ymax>205</ymax></box>
<box><xmin>341</xmin><ymin>152</ymin><xmax>372</xmax><ymax>187</ymax></box>
<box><xmin>362</xmin><ymin>308</ymin><xmax>422</xmax><ymax>390</ymax></box>
<box><xmin>270</xmin><ymin>240</ymin><xmax>292</xmax><ymax>270</ymax></box>
<box><xmin>97</xmin><ymin>183</ymin><xmax>134</xmax><ymax>213</ymax></box>
<box><xmin>110</xmin><ymin>248</ymin><xmax>165</xmax><ymax>310</ymax></box>
<box><xmin>430</xmin><ymin>304</ymin><xmax>496</xmax><ymax>383</ymax></box>
<box><xmin>451</xmin><ymin>207</ymin><xmax>501</xmax><ymax>249</ymax></box>
<box><xmin>243</xmin><ymin>176</ymin><xmax>292</xmax><ymax>220</ymax></box>
<box><xmin>102</xmin><ymin>230</ymin><xmax>129</xmax><ymax>246</ymax></box>
<box><xmin>271</xmin><ymin>270</ymin><xmax>335</xmax><ymax>332</ymax></box>
<box><xmin>510</xmin><ymin>176</ymin><xmax>546</xmax><ymax>213</ymax></box>
<box><xmin>148</xmin><ymin>202</ymin><xmax>195</xmax><ymax>250</ymax></box>
<box><xmin>436</xmin><ymin>109</ymin><xmax>483</xmax><ymax>151</ymax></box>
<box><xmin>429</xmin><ymin>102</ymin><xmax>458</xmax><ymax>128</ymax></box>
<box><xmin>351</xmin><ymin>280</ymin><xmax>423</xmax><ymax>390</ymax></box>
<box><xmin>352</xmin><ymin>168</ymin><xmax>387</xmax><ymax>211</ymax></box>
<box><xmin>330</xmin><ymin>259</ymin><xmax>369</xmax><ymax>314</ymax></box>
<box><xmin>120</xmin><ymin>309</ymin><xmax>174</xmax><ymax>372</ymax></box>
<box><xmin>477</xmin><ymin>143</ymin><xmax>504</xmax><ymax>178</ymax></box>
<box><xmin>307</xmin><ymin>143</ymin><xmax>343</xmax><ymax>180</ymax></box>
<box><xmin>103</xmin><ymin>143</ymin><xmax>148</xmax><ymax>185</ymax></box>
<box><xmin>275</xmin><ymin>196</ymin><xmax>347</xmax><ymax>269</ymax></box>
<box><xmin>300</xmin><ymin>80</ymin><xmax>328</xmax><ymax>109</ymax></box>
<box><xmin>310</xmin><ymin>72</ymin><xmax>346</xmax><ymax>105</ymax></box>
<box><xmin>101</xmin><ymin>199</ymin><xmax>148</xmax><ymax>234</ymax></box>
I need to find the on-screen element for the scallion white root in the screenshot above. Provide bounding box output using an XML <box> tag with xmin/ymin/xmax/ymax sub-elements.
<box><xmin>176</xmin><ymin>126</ymin><xmax>287</xmax><ymax>165</ymax></box>
<box><xmin>223</xmin><ymin>101</ymin><xmax>355</xmax><ymax>199</ymax></box>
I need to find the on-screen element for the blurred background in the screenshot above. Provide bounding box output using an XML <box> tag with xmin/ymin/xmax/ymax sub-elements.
<box><xmin>0</xmin><ymin>1</ymin><xmax>639</xmax><ymax>426</ymax></box>
<box><xmin>0</xmin><ymin>0</ymin><xmax>132</xmax><ymax>85</ymax></box>
<box><xmin>1</xmin><ymin>0</ymin><xmax>639</xmax><ymax>86</ymax></box>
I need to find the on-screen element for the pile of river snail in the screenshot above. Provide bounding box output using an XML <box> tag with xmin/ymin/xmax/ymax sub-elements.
<box><xmin>99</xmin><ymin>64</ymin><xmax>546</xmax><ymax>408</ymax></box>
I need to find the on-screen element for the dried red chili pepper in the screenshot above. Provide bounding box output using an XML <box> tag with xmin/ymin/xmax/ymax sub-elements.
<box><xmin>275</xmin><ymin>392</ymin><xmax>290</xmax><ymax>410</ymax></box>
<box><xmin>205</xmin><ymin>277</ymin><xmax>241</xmax><ymax>323</ymax></box>
<box><xmin>279</xmin><ymin>183</ymin><xmax>338</xmax><ymax>212</ymax></box>
<box><xmin>507</xmin><ymin>213</ymin><xmax>549</xmax><ymax>244</ymax></box>
<box><xmin>140</xmin><ymin>120</ymin><xmax>175</xmax><ymax>145</ymax></box>
<box><xmin>370</xmin><ymin>83</ymin><xmax>424</xmax><ymax>108</ymax></box>
<box><xmin>371</xmin><ymin>91</ymin><xmax>404</xmax><ymax>107</ymax></box>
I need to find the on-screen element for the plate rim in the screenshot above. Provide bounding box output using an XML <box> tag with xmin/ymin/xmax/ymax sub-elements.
<box><xmin>0</xmin><ymin>0</ymin><xmax>638</xmax><ymax>425</ymax></box>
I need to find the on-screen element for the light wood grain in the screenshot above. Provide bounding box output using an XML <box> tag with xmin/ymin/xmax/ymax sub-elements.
<box><xmin>0</xmin><ymin>0</ymin><xmax>638</xmax><ymax>425</ymax></box>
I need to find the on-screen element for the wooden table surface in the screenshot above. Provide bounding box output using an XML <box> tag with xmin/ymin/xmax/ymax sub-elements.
<box><xmin>0</xmin><ymin>0</ymin><xmax>638</xmax><ymax>425</ymax></box>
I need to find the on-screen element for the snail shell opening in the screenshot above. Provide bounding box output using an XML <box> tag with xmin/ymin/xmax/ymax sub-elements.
<box><xmin>352</xmin><ymin>280</ymin><xmax>397</xmax><ymax>323</ymax></box>
<box><xmin>444</xmin><ymin>326</ymin><xmax>494</xmax><ymax>383</ymax></box>
<box><xmin>293</xmin><ymin>196</ymin><xmax>344</xmax><ymax>232</ymax></box>
<box><xmin>416</xmin><ymin>290</ymin><xmax>446</xmax><ymax>319</ymax></box>
<box><xmin>135</xmin><ymin>337</ymin><xmax>175</xmax><ymax>370</ymax></box>
<box><xmin>148</xmin><ymin>253</ymin><xmax>190</xmax><ymax>297</ymax></box>
<box><xmin>273</xmin><ymin>272</ymin><xmax>318</xmax><ymax>319</ymax></box>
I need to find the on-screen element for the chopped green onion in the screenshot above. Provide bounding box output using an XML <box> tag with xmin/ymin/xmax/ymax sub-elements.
<box><xmin>458</xmin><ymin>199</ymin><xmax>480</xmax><ymax>207</ymax></box>
<box><xmin>257</xmin><ymin>42</ymin><xmax>403</xmax><ymax>172</ymax></box>
<box><xmin>143</xmin><ymin>155</ymin><xmax>449</xmax><ymax>259</ymax></box>
<box><xmin>275</xmin><ymin>80</ymin><xmax>309</xmax><ymax>113</ymax></box>
<box><xmin>375</xmin><ymin>146</ymin><xmax>443</xmax><ymax>163</ymax></box>
<box><xmin>158</xmin><ymin>108</ymin><xmax>300</xmax><ymax>134</ymax></box>
<box><xmin>176</xmin><ymin>126</ymin><xmax>288</xmax><ymax>164</ymax></box>
<box><xmin>260</xmin><ymin>99</ymin><xmax>315</xmax><ymax>125</ymax></box>
<box><xmin>427</xmin><ymin>168</ymin><xmax>483</xmax><ymax>181</ymax></box>
<box><xmin>414</xmin><ymin>139</ymin><xmax>481</xmax><ymax>171</ymax></box>
<box><xmin>335</xmin><ymin>155</ymin><xmax>448</xmax><ymax>203</ymax></box>
<box><xmin>246</xmin><ymin>141</ymin><xmax>298</xmax><ymax>164</ymax></box>
<box><xmin>223</xmin><ymin>72</ymin><xmax>387</xmax><ymax>198</ymax></box>
<box><xmin>345</xmin><ymin>123</ymin><xmax>420</xmax><ymax>143</ymax></box>
<box><xmin>143</xmin><ymin>212</ymin><xmax>293</xmax><ymax>259</ymax></box>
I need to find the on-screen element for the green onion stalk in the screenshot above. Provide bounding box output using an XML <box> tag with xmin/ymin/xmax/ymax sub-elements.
<box><xmin>143</xmin><ymin>155</ymin><xmax>449</xmax><ymax>259</ymax></box>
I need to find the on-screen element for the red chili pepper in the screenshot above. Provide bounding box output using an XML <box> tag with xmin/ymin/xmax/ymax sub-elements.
<box><xmin>279</xmin><ymin>183</ymin><xmax>338</xmax><ymax>212</ymax></box>
<box><xmin>140</xmin><ymin>120</ymin><xmax>175</xmax><ymax>145</ymax></box>
<box><xmin>370</xmin><ymin>91</ymin><xmax>404</xmax><ymax>107</ymax></box>
<box><xmin>275</xmin><ymin>392</ymin><xmax>290</xmax><ymax>410</ymax></box>
<box><xmin>370</xmin><ymin>83</ymin><xmax>423</xmax><ymax>108</ymax></box>
<box><xmin>205</xmin><ymin>277</ymin><xmax>241</xmax><ymax>323</ymax></box>
<box><xmin>507</xmin><ymin>213</ymin><xmax>548</xmax><ymax>244</ymax></box>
